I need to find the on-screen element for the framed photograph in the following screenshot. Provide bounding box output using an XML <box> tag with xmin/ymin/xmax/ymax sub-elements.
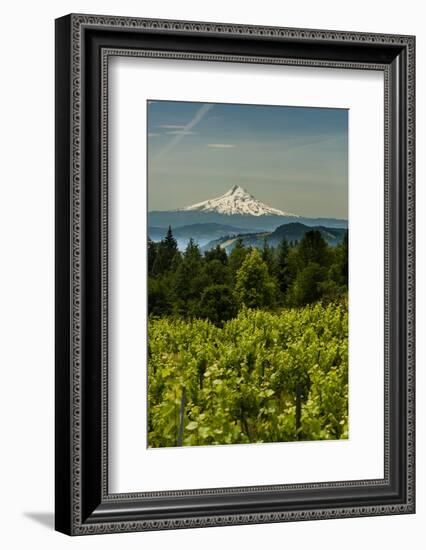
<box><xmin>55</xmin><ymin>14</ymin><xmax>415</xmax><ymax>535</ymax></box>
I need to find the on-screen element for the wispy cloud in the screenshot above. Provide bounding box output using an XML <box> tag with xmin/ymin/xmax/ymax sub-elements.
<box><xmin>148</xmin><ymin>132</ymin><xmax>160</xmax><ymax>137</ymax></box>
<box><xmin>207</xmin><ymin>143</ymin><xmax>236</xmax><ymax>148</ymax></box>
<box><xmin>166</xmin><ymin>130</ymin><xmax>198</xmax><ymax>136</ymax></box>
<box><xmin>157</xmin><ymin>124</ymin><xmax>186</xmax><ymax>129</ymax></box>
<box><xmin>155</xmin><ymin>103</ymin><xmax>213</xmax><ymax>160</ymax></box>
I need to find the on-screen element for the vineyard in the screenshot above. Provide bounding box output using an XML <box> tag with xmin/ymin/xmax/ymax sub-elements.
<box><xmin>148</xmin><ymin>300</ymin><xmax>348</xmax><ymax>448</ymax></box>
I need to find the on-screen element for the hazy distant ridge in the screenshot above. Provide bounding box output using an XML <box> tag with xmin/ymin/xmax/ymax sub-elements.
<box><xmin>202</xmin><ymin>222</ymin><xmax>347</xmax><ymax>252</ymax></box>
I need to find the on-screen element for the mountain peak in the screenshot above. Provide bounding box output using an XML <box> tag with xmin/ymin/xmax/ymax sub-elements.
<box><xmin>224</xmin><ymin>185</ymin><xmax>253</xmax><ymax>198</ymax></box>
<box><xmin>178</xmin><ymin>186</ymin><xmax>299</xmax><ymax>217</ymax></box>
<box><xmin>228</xmin><ymin>184</ymin><xmax>246</xmax><ymax>194</ymax></box>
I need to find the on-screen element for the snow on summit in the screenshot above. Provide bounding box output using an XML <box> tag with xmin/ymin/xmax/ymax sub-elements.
<box><xmin>179</xmin><ymin>185</ymin><xmax>299</xmax><ymax>217</ymax></box>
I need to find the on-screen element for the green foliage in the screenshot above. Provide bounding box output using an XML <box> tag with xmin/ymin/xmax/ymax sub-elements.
<box><xmin>196</xmin><ymin>284</ymin><xmax>237</xmax><ymax>326</ymax></box>
<box><xmin>147</xmin><ymin>227</ymin><xmax>349</xmax><ymax>448</ymax></box>
<box><xmin>261</xmin><ymin>238</ymin><xmax>276</xmax><ymax>275</ymax></box>
<box><xmin>151</xmin><ymin>226</ymin><xmax>179</xmax><ymax>275</ymax></box>
<box><xmin>204</xmin><ymin>245</ymin><xmax>228</xmax><ymax>265</ymax></box>
<box><xmin>286</xmin><ymin>230</ymin><xmax>338</xmax><ymax>306</ymax></box>
<box><xmin>288</xmin><ymin>262</ymin><xmax>327</xmax><ymax>306</ymax></box>
<box><xmin>148</xmin><ymin>226</ymin><xmax>348</xmax><ymax>323</ymax></box>
<box><xmin>172</xmin><ymin>239</ymin><xmax>207</xmax><ymax>316</ymax></box>
<box><xmin>148</xmin><ymin>276</ymin><xmax>172</xmax><ymax>316</ymax></box>
<box><xmin>294</xmin><ymin>229</ymin><xmax>330</xmax><ymax>267</ymax></box>
<box><xmin>228</xmin><ymin>237</ymin><xmax>250</xmax><ymax>278</ymax></box>
<box><xmin>332</xmin><ymin>231</ymin><xmax>348</xmax><ymax>287</ymax></box>
<box><xmin>235</xmin><ymin>249</ymin><xmax>277</xmax><ymax>309</ymax></box>
<box><xmin>276</xmin><ymin>237</ymin><xmax>291</xmax><ymax>294</ymax></box>
<box><xmin>203</xmin><ymin>259</ymin><xmax>230</xmax><ymax>286</ymax></box>
<box><xmin>148</xmin><ymin>301</ymin><xmax>348</xmax><ymax>447</ymax></box>
<box><xmin>148</xmin><ymin>237</ymin><xmax>157</xmax><ymax>274</ymax></box>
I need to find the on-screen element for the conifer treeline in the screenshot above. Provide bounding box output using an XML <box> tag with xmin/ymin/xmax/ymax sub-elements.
<box><xmin>148</xmin><ymin>226</ymin><xmax>348</xmax><ymax>324</ymax></box>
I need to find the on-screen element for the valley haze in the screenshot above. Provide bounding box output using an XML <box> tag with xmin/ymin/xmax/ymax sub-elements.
<box><xmin>148</xmin><ymin>185</ymin><xmax>347</xmax><ymax>251</ymax></box>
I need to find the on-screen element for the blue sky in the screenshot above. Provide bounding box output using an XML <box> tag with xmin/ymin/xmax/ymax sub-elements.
<box><xmin>147</xmin><ymin>100</ymin><xmax>348</xmax><ymax>219</ymax></box>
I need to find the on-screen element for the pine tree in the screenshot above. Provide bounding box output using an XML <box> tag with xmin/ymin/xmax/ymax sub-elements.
<box><xmin>229</xmin><ymin>237</ymin><xmax>249</xmax><ymax>278</ymax></box>
<box><xmin>152</xmin><ymin>226</ymin><xmax>178</xmax><ymax>275</ymax></box>
<box><xmin>172</xmin><ymin>239</ymin><xmax>206</xmax><ymax>315</ymax></box>
<box><xmin>184</xmin><ymin>238</ymin><xmax>202</xmax><ymax>265</ymax></box>
<box><xmin>296</xmin><ymin>230</ymin><xmax>329</xmax><ymax>267</ymax></box>
<box><xmin>276</xmin><ymin>238</ymin><xmax>291</xmax><ymax>294</ymax></box>
<box><xmin>204</xmin><ymin>245</ymin><xmax>228</xmax><ymax>265</ymax></box>
<box><xmin>261</xmin><ymin>238</ymin><xmax>276</xmax><ymax>275</ymax></box>
<box><xmin>204</xmin><ymin>259</ymin><xmax>230</xmax><ymax>286</ymax></box>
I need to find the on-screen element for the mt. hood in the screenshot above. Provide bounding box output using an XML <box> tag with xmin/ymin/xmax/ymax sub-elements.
<box><xmin>178</xmin><ymin>185</ymin><xmax>299</xmax><ymax>217</ymax></box>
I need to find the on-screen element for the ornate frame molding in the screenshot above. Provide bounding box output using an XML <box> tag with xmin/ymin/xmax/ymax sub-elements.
<box><xmin>55</xmin><ymin>14</ymin><xmax>415</xmax><ymax>536</ymax></box>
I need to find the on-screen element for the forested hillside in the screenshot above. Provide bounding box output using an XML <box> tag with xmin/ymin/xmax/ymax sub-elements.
<box><xmin>148</xmin><ymin>226</ymin><xmax>348</xmax><ymax>321</ymax></box>
<box><xmin>147</xmin><ymin>227</ymin><xmax>348</xmax><ymax>448</ymax></box>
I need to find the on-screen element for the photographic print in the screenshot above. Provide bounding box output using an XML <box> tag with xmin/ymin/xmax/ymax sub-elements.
<box><xmin>56</xmin><ymin>16</ymin><xmax>415</xmax><ymax>533</ymax></box>
<box><xmin>147</xmin><ymin>100</ymin><xmax>349</xmax><ymax>449</ymax></box>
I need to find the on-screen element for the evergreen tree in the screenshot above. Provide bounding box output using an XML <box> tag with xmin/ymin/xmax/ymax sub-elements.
<box><xmin>152</xmin><ymin>226</ymin><xmax>178</xmax><ymax>275</ymax></box>
<box><xmin>235</xmin><ymin>249</ymin><xmax>276</xmax><ymax>309</ymax></box>
<box><xmin>204</xmin><ymin>258</ymin><xmax>230</xmax><ymax>286</ymax></box>
<box><xmin>288</xmin><ymin>262</ymin><xmax>326</xmax><ymax>306</ymax></box>
<box><xmin>286</xmin><ymin>231</ymin><xmax>332</xmax><ymax>306</ymax></box>
<box><xmin>229</xmin><ymin>238</ymin><xmax>249</xmax><ymax>278</ymax></box>
<box><xmin>261</xmin><ymin>238</ymin><xmax>276</xmax><ymax>275</ymax></box>
<box><xmin>172</xmin><ymin>239</ymin><xmax>206</xmax><ymax>315</ymax></box>
<box><xmin>197</xmin><ymin>284</ymin><xmax>237</xmax><ymax>325</ymax></box>
<box><xmin>148</xmin><ymin>276</ymin><xmax>171</xmax><ymax>316</ymax></box>
<box><xmin>320</xmin><ymin>230</ymin><xmax>348</xmax><ymax>302</ymax></box>
<box><xmin>170</xmin><ymin>249</ymin><xmax>183</xmax><ymax>272</ymax></box>
<box><xmin>184</xmin><ymin>238</ymin><xmax>202</xmax><ymax>265</ymax></box>
<box><xmin>164</xmin><ymin>225</ymin><xmax>178</xmax><ymax>250</ymax></box>
<box><xmin>296</xmin><ymin>230</ymin><xmax>329</xmax><ymax>267</ymax></box>
<box><xmin>147</xmin><ymin>237</ymin><xmax>157</xmax><ymax>275</ymax></box>
<box><xmin>148</xmin><ymin>223</ymin><xmax>348</xmax><ymax>318</ymax></box>
<box><xmin>276</xmin><ymin>238</ymin><xmax>291</xmax><ymax>294</ymax></box>
<box><xmin>204</xmin><ymin>245</ymin><xmax>228</xmax><ymax>265</ymax></box>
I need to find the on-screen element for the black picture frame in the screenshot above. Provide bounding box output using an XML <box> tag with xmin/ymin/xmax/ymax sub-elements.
<box><xmin>55</xmin><ymin>13</ymin><xmax>415</xmax><ymax>535</ymax></box>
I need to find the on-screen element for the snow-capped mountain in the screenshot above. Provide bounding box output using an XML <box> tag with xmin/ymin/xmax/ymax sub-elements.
<box><xmin>178</xmin><ymin>185</ymin><xmax>299</xmax><ymax>217</ymax></box>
